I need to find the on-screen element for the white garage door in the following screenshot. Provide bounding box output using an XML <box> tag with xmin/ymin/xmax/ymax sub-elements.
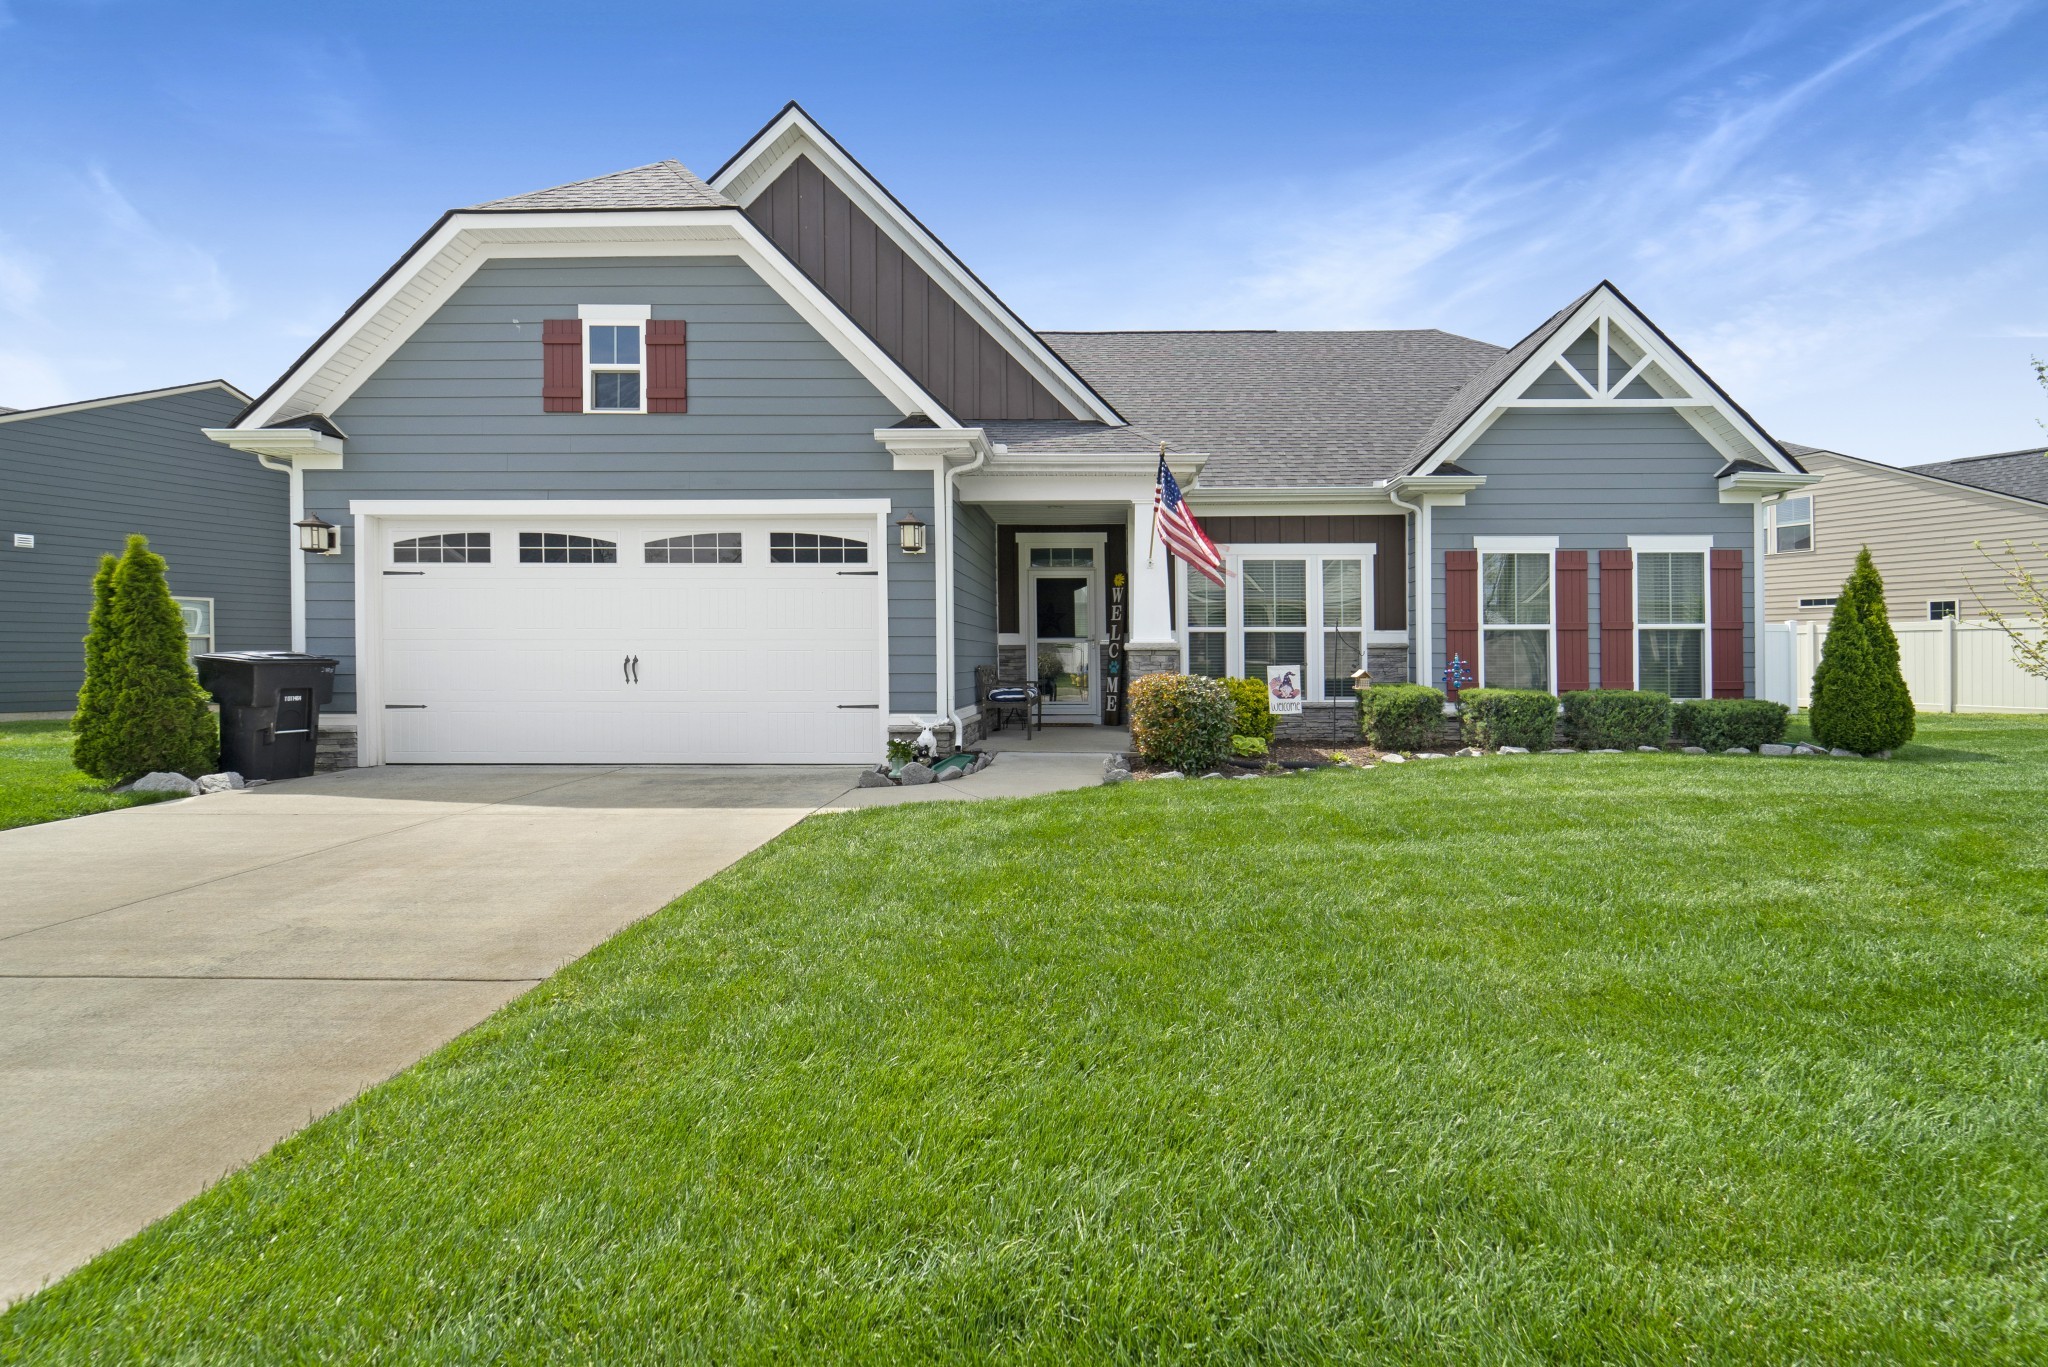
<box><xmin>375</xmin><ymin>515</ymin><xmax>884</xmax><ymax>764</ymax></box>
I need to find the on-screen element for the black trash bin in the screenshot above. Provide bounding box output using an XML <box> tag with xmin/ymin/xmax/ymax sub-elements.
<box><xmin>196</xmin><ymin>651</ymin><xmax>340</xmax><ymax>781</ymax></box>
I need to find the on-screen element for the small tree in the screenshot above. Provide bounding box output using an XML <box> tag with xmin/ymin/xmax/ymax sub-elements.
<box><xmin>1973</xmin><ymin>540</ymin><xmax>2048</xmax><ymax>681</ymax></box>
<box><xmin>1807</xmin><ymin>546</ymin><xmax>1915</xmax><ymax>755</ymax></box>
<box><xmin>72</xmin><ymin>534</ymin><xmax>218</xmax><ymax>782</ymax></box>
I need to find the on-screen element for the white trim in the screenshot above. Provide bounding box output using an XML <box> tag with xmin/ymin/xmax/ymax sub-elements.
<box><xmin>349</xmin><ymin>497</ymin><xmax>892</xmax><ymax>767</ymax></box>
<box><xmin>1767</xmin><ymin>492</ymin><xmax>1815</xmax><ymax>554</ymax></box>
<box><xmin>1414</xmin><ymin>285</ymin><xmax>1801</xmax><ymax>478</ymax></box>
<box><xmin>203</xmin><ymin>426</ymin><xmax>345</xmax><ymax>464</ymax></box>
<box><xmin>234</xmin><ymin>212</ymin><xmax>958</xmax><ymax>430</ymax></box>
<box><xmin>0</xmin><ymin>380</ymin><xmax>250</xmax><ymax>427</ymax></box>
<box><xmin>711</xmin><ymin>105</ymin><xmax>1121</xmax><ymax>425</ymax></box>
<box><xmin>1473</xmin><ymin>534</ymin><xmax>1559</xmax><ymax>554</ymax></box>
<box><xmin>1179</xmin><ymin>542</ymin><xmax>1386</xmax><ymax>702</ymax></box>
<box><xmin>1627</xmin><ymin>534</ymin><xmax>1713</xmax><ymax>553</ymax></box>
<box><xmin>576</xmin><ymin>303</ymin><xmax>650</xmax><ymax>323</ymax></box>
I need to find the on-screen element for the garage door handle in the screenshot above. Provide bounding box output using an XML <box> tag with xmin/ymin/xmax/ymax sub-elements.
<box><xmin>622</xmin><ymin>654</ymin><xmax>631</xmax><ymax>684</ymax></box>
<box><xmin>385</xmin><ymin>704</ymin><xmax>427</xmax><ymax>709</ymax></box>
<box><xmin>837</xmin><ymin>704</ymin><xmax>879</xmax><ymax>709</ymax></box>
<box><xmin>630</xmin><ymin>655</ymin><xmax>640</xmax><ymax>684</ymax></box>
<box><xmin>838</xmin><ymin>570</ymin><xmax>878</xmax><ymax>576</ymax></box>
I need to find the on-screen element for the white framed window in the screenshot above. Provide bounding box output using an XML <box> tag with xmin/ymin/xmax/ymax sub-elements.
<box><xmin>174</xmin><ymin>596</ymin><xmax>214</xmax><ymax>659</ymax></box>
<box><xmin>1178</xmin><ymin>545</ymin><xmax>1374</xmax><ymax>700</ymax></box>
<box><xmin>1636</xmin><ymin>549</ymin><xmax>1708</xmax><ymax>699</ymax></box>
<box><xmin>393</xmin><ymin>532</ymin><xmax>490</xmax><ymax>564</ymax></box>
<box><xmin>519</xmin><ymin>532</ymin><xmax>616</xmax><ymax>564</ymax></box>
<box><xmin>1479</xmin><ymin>551</ymin><xmax>1552</xmax><ymax>691</ymax></box>
<box><xmin>1798</xmin><ymin>596</ymin><xmax>1836</xmax><ymax>610</ymax></box>
<box><xmin>1028</xmin><ymin>546</ymin><xmax>1095</xmax><ymax>569</ymax></box>
<box><xmin>1771</xmin><ymin>495</ymin><xmax>1813</xmax><ymax>553</ymax></box>
<box><xmin>1928</xmin><ymin>599</ymin><xmax>1958</xmax><ymax>620</ymax></box>
<box><xmin>645</xmin><ymin>532</ymin><xmax>741</xmax><ymax>564</ymax></box>
<box><xmin>579</xmin><ymin>304</ymin><xmax>650</xmax><ymax>413</ymax></box>
<box><xmin>770</xmin><ymin>532</ymin><xmax>867</xmax><ymax>564</ymax></box>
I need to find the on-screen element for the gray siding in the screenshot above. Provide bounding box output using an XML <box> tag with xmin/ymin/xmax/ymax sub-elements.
<box><xmin>744</xmin><ymin>155</ymin><xmax>1069</xmax><ymax>421</ymax></box>
<box><xmin>312</xmin><ymin>256</ymin><xmax>934</xmax><ymax>712</ymax></box>
<box><xmin>954</xmin><ymin>500</ymin><xmax>997</xmax><ymax>705</ymax></box>
<box><xmin>1431</xmin><ymin>408</ymin><xmax>1757</xmax><ymax>692</ymax></box>
<box><xmin>0</xmin><ymin>386</ymin><xmax>287</xmax><ymax>712</ymax></box>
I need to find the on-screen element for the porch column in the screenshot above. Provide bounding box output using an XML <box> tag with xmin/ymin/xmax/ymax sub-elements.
<box><xmin>1127</xmin><ymin>498</ymin><xmax>1177</xmax><ymax>672</ymax></box>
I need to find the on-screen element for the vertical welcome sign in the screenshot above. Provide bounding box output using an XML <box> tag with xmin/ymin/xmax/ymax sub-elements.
<box><xmin>1104</xmin><ymin>572</ymin><xmax>1127</xmax><ymax>725</ymax></box>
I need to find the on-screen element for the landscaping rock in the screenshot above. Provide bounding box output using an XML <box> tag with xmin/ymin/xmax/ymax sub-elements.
<box><xmin>1760</xmin><ymin>743</ymin><xmax>1795</xmax><ymax>756</ymax></box>
<box><xmin>1234</xmin><ymin>772</ymin><xmax>1261</xmax><ymax>779</ymax></box>
<box><xmin>1723</xmin><ymin>746</ymin><xmax>1751</xmax><ymax>755</ymax></box>
<box><xmin>1455</xmin><ymin>747</ymin><xmax>1484</xmax><ymax>758</ymax></box>
<box><xmin>1829</xmin><ymin>748</ymin><xmax>1858</xmax><ymax>759</ymax></box>
<box><xmin>1102</xmin><ymin>768</ymin><xmax>1131</xmax><ymax>785</ymax></box>
<box><xmin>855</xmin><ymin>770</ymin><xmax>896</xmax><ymax>788</ymax></box>
<box><xmin>972</xmin><ymin>752</ymin><xmax>993</xmax><ymax>772</ymax></box>
<box><xmin>1681</xmin><ymin>746</ymin><xmax>1709</xmax><ymax>755</ymax></box>
<box><xmin>1153</xmin><ymin>770</ymin><xmax>1185</xmax><ymax>780</ymax></box>
<box><xmin>1637</xmin><ymin>745</ymin><xmax>1660</xmax><ymax>753</ymax></box>
<box><xmin>130</xmin><ymin>771</ymin><xmax>200</xmax><ymax>795</ymax></box>
<box><xmin>1498</xmin><ymin>745</ymin><xmax>1530</xmax><ymax>754</ymax></box>
<box><xmin>897</xmin><ymin>761</ymin><xmax>936</xmax><ymax>785</ymax></box>
<box><xmin>1380</xmin><ymin>753</ymin><xmax>1406</xmax><ymax>764</ymax></box>
<box><xmin>1590</xmin><ymin>748</ymin><xmax>1623</xmax><ymax>755</ymax></box>
<box><xmin>1874</xmin><ymin>750</ymin><xmax>1892</xmax><ymax>760</ymax></box>
<box><xmin>1793</xmin><ymin>744</ymin><xmax>1821</xmax><ymax>756</ymax></box>
<box><xmin>1416</xmin><ymin>752</ymin><xmax>1448</xmax><ymax>760</ymax></box>
<box><xmin>1547</xmin><ymin>747</ymin><xmax>1576</xmax><ymax>754</ymax></box>
<box><xmin>936</xmin><ymin>765</ymin><xmax>965</xmax><ymax>781</ymax></box>
<box><xmin>1201</xmin><ymin>772</ymin><xmax>1226</xmax><ymax>779</ymax></box>
<box><xmin>195</xmin><ymin>772</ymin><xmax>245</xmax><ymax>793</ymax></box>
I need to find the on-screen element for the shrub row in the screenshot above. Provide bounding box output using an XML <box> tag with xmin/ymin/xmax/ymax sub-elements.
<box><xmin>1357</xmin><ymin>684</ymin><xmax>1446</xmax><ymax>751</ymax></box>
<box><xmin>1673</xmin><ymin>698</ymin><xmax>1790</xmax><ymax>750</ymax></box>
<box><xmin>1349</xmin><ymin>682</ymin><xmax>1789</xmax><ymax>752</ymax></box>
<box><xmin>1458</xmin><ymin>688</ymin><xmax>1557</xmax><ymax>750</ymax></box>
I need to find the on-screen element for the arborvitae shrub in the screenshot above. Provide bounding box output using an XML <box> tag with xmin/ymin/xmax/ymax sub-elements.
<box><xmin>1808</xmin><ymin>546</ymin><xmax>1915</xmax><ymax>755</ymax></box>
<box><xmin>71</xmin><ymin>535</ymin><xmax>217</xmax><ymax>783</ymax></box>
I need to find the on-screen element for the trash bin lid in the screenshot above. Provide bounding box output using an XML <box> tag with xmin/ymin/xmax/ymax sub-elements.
<box><xmin>195</xmin><ymin>651</ymin><xmax>339</xmax><ymax>666</ymax></box>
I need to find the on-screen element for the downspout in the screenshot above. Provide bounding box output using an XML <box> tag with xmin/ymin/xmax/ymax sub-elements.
<box><xmin>258</xmin><ymin>453</ymin><xmax>306</xmax><ymax>651</ymax></box>
<box><xmin>1386</xmin><ymin>483</ymin><xmax>1425</xmax><ymax>685</ymax></box>
<box><xmin>939</xmin><ymin>440</ymin><xmax>988</xmax><ymax>749</ymax></box>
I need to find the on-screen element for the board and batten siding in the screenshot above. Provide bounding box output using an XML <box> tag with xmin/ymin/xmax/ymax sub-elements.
<box><xmin>742</xmin><ymin>154</ymin><xmax>1068</xmax><ymax>421</ymax></box>
<box><xmin>1432</xmin><ymin>408</ymin><xmax>1757</xmax><ymax>692</ymax></box>
<box><xmin>1766</xmin><ymin>449</ymin><xmax>2048</xmax><ymax>622</ymax></box>
<box><xmin>954</xmin><ymin>501</ymin><xmax>998</xmax><ymax>707</ymax></box>
<box><xmin>311</xmin><ymin>255</ymin><xmax>935</xmax><ymax>714</ymax></box>
<box><xmin>0</xmin><ymin>386</ymin><xmax>287</xmax><ymax>712</ymax></box>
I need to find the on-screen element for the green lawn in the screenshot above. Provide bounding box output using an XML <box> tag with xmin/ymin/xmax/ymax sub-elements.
<box><xmin>0</xmin><ymin>720</ymin><xmax>177</xmax><ymax>831</ymax></box>
<box><xmin>6</xmin><ymin>716</ymin><xmax>2048</xmax><ymax>1363</ymax></box>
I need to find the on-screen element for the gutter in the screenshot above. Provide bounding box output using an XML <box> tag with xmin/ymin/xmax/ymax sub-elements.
<box><xmin>1383</xmin><ymin>483</ymin><xmax>1424</xmax><ymax>686</ymax></box>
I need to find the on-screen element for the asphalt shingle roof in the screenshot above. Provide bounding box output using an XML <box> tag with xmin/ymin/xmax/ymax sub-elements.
<box><xmin>976</xmin><ymin>419</ymin><xmax>1178</xmax><ymax>454</ymax></box>
<box><xmin>1908</xmin><ymin>447</ymin><xmax>2048</xmax><ymax>506</ymax></box>
<box><xmin>1038</xmin><ymin>329</ymin><xmax>1506</xmax><ymax>486</ymax></box>
<box><xmin>470</xmin><ymin>160</ymin><xmax>733</xmax><ymax>212</ymax></box>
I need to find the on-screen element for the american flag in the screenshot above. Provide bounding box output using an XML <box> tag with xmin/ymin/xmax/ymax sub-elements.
<box><xmin>1153</xmin><ymin>450</ymin><xmax>1226</xmax><ymax>586</ymax></box>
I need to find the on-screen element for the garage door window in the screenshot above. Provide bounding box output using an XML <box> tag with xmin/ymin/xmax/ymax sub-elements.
<box><xmin>770</xmin><ymin>532</ymin><xmax>868</xmax><ymax>565</ymax></box>
<box><xmin>519</xmin><ymin>532</ymin><xmax>617</xmax><ymax>564</ymax></box>
<box><xmin>645</xmin><ymin>532</ymin><xmax>742</xmax><ymax>564</ymax></box>
<box><xmin>394</xmin><ymin>533</ymin><xmax>490</xmax><ymax>564</ymax></box>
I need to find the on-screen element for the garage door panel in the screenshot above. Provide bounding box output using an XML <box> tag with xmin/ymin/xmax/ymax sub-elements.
<box><xmin>378</xmin><ymin>516</ymin><xmax>884</xmax><ymax>764</ymax></box>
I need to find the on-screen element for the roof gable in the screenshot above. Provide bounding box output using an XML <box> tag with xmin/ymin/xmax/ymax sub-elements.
<box><xmin>0</xmin><ymin>380</ymin><xmax>249</xmax><ymax>427</ymax></box>
<box><xmin>1408</xmin><ymin>281</ymin><xmax>1803</xmax><ymax>478</ymax></box>
<box><xmin>711</xmin><ymin>103</ymin><xmax>1119</xmax><ymax>424</ymax></box>
<box><xmin>469</xmin><ymin>160</ymin><xmax>733</xmax><ymax>212</ymax></box>
<box><xmin>1908</xmin><ymin>447</ymin><xmax>2048</xmax><ymax>506</ymax></box>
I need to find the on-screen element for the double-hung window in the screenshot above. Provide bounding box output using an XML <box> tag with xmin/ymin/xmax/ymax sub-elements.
<box><xmin>1181</xmin><ymin>548</ymin><xmax>1371</xmax><ymax>699</ymax></box>
<box><xmin>1636</xmin><ymin>550</ymin><xmax>1707</xmax><ymax>699</ymax></box>
<box><xmin>174</xmin><ymin>597</ymin><xmax>214</xmax><ymax>660</ymax></box>
<box><xmin>586</xmin><ymin>323</ymin><xmax>644</xmax><ymax>412</ymax></box>
<box><xmin>1771</xmin><ymin>496</ymin><xmax>1813</xmax><ymax>553</ymax></box>
<box><xmin>1480</xmin><ymin>552</ymin><xmax>1551</xmax><ymax>690</ymax></box>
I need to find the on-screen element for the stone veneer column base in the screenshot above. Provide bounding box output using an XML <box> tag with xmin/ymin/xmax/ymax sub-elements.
<box><xmin>1124</xmin><ymin>645</ymin><xmax>1182</xmax><ymax>680</ymax></box>
<box><xmin>314</xmin><ymin>724</ymin><xmax>357</xmax><ymax>772</ymax></box>
<box><xmin>1365</xmin><ymin>644</ymin><xmax>1412</xmax><ymax>686</ymax></box>
<box><xmin>887</xmin><ymin>719</ymin><xmax>958</xmax><ymax>758</ymax></box>
<box><xmin>1274</xmin><ymin>700</ymin><xmax>1364</xmax><ymax>744</ymax></box>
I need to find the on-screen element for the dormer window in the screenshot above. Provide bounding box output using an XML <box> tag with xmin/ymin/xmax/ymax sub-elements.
<box><xmin>587</xmin><ymin>324</ymin><xmax>643</xmax><ymax>412</ymax></box>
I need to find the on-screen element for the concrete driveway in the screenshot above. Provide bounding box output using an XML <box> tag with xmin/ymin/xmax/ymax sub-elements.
<box><xmin>0</xmin><ymin>754</ymin><xmax>1105</xmax><ymax>1306</ymax></box>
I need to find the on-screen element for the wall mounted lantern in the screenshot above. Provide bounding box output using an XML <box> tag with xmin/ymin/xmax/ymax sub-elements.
<box><xmin>896</xmin><ymin>510</ymin><xmax>928</xmax><ymax>555</ymax></box>
<box><xmin>296</xmin><ymin>513</ymin><xmax>341</xmax><ymax>556</ymax></box>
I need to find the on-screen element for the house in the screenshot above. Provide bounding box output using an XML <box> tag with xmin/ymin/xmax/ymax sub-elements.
<box><xmin>203</xmin><ymin>103</ymin><xmax>1816</xmax><ymax>767</ymax></box>
<box><xmin>1767</xmin><ymin>444</ymin><xmax>2048</xmax><ymax>623</ymax></box>
<box><xmin>0</xmin><ymin>382</ymin><xmax>286</xmax><ymax>714</ymax></box>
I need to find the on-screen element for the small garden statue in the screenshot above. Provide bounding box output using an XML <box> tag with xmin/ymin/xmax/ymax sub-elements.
<box><xmin>1442</xmin><ymin>654</ymin><xmax>1473</xmax><ymax>700</ymax></box>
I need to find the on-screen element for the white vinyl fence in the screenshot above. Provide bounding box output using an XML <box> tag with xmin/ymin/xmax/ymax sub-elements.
<box><xmin>1762</xmin><ymin>618</ymin><xmax>2048</xmax><ymax>714</ymax></box>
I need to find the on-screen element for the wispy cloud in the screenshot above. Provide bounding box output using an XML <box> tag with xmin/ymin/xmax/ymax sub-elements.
<box><xmin>0</xmin><ymin>235</ymin><xmax>43</xmax><ymax>317</ymax></box>
<box><xmin>82</xmin><ymin>167</ymin><xmax>236</xmax><ymax>320</ymax></box>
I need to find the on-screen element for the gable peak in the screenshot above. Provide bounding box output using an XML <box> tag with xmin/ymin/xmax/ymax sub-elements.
<box><xmin>468</xmin><ymin>159</ymin><xmax>734</xmax><ymax>213</ymax></box>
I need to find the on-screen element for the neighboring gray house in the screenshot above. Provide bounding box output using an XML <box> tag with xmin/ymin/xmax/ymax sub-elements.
<box><xmin>1</xmin><ymin>382</ymin><xmax>286</xmax><ymax>713</ymax></box>
<box><xmin>205</xmin><ymin>103</ymin><xmax>1815</xmax><ymax>766</ymax></box>
<box><xmin>1767</xmin><ymin>443</ymin><xmax>2048</xmax><ymax>623</ymax></box>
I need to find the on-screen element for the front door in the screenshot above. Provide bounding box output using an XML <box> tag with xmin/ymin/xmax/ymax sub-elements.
<box><xmin>1028</xmin><ymin>556</ymin><xmax>1099</xmax><ymax>720</ymax></box>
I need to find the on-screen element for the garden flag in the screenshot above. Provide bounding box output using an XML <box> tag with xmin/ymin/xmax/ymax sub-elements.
<box><xmin>1152</xmin><ymin>448</ymin><xmax>1226</xmax><ymax>586</ymax></box>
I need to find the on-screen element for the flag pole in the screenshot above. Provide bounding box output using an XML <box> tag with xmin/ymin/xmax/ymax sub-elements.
<box><xmin>1148</xmin><ymin>442</ymin><xmax>1164</xmax><ymax>567</ymax></box>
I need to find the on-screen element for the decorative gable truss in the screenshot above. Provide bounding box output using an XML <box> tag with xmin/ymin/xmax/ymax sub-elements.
<box><xmin>1414</xmin><ymin>283</ymin><xmax>1813</xmax><ymax>489</ymax></box>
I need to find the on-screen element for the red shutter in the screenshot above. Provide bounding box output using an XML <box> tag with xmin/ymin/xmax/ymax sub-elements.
<box><xmin>1598</xmin><ymin>549</ymin><xmax>1634</xmax><ymax>689</ymax></box>
<box><xmin>542</xmin><ymin>319</ymin><xmax>582</xmax><ymax>413</ymax></box>
<box><xmin>1711</xmin><ymin>548</ymin><xmax>1745</xmax><ymax>698</ymax></box>
<box><xmin>1444</xmin><ymin>549</ymin><xmax>1479</xmax><ymax>692</ymax></box>
<box><xmin>646</xmin><ymin>319</ymin><xmax>688</xmax><ymax>413</ymax></box>
<box><xmin>1556</xmin><ymin>550</ymin><xmax>1589</xmax><ymax>693</ymax></box>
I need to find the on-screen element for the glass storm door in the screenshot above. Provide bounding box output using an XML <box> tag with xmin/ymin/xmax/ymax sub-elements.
<box><xmin>1030</xmin><ymin>566</ymin><xmax>1098</xmax><ymax>719</ymax></box>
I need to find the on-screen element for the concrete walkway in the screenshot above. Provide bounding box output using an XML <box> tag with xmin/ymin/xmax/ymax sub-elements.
<box><xmin>0</xmin><ymin>752</ymin><xmax>1106</xmax><ymax>1305</ymax></box>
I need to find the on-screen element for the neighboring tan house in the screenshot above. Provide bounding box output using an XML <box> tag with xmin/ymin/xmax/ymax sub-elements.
<box><xmin>201</xmin><ymin>102</ymin><xmax>1816</xmax><ymax>766</ymax></box>
<box><xmin>1767</xmin><ymin>444</ymin><xmax>2048</xmax><ymax>624</ymax></box>
<box><xmin>0</xmin><ymin>382</ymin><xmax>287</xmax><ymax>714</ymax></box>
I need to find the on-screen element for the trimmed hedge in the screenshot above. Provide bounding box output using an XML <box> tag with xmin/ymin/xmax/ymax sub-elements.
<box><xmin>1220</xmin><ymin>677</ymin><xmax>1276</xmax><ymax>743</ymax></box>
<box><xmin>1561</xmin><ymin>690</ymin><xmax>1671</xmax><ymax>749</ymax></box>
<box><xmin>1129</xmin><ymin>673</ymin><xmax>1235</xmax><ymax>773</ymax></box>
<box><xmin>1674</xmin><ymin>698</ymin><xmax>1789</xmax><ymax>751</ymax></box>
<box><xmin>1459</xmin><ymin>688</ymin><xmax>1559</xmax><ymax>751</ymax></box>
<box><xmin>1358</xmin><ymin>683</ymin><xmax>1446</xmax><ymax>752</ymax></box>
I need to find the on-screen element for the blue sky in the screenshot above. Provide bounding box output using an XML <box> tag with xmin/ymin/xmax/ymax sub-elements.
<box><xmin>1</xmin><ymin>0</ymin><xmax>2044</xmax><ymax>463</ymax></box>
